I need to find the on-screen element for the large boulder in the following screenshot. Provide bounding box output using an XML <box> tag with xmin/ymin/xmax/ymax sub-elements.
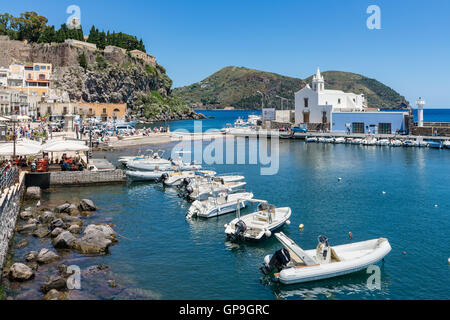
<box><xmin>61</xmin><ymin>215</ymin><xmax>83</xmax><ymax>226</ymax></box>
<box><xmin>37</xmin><ymin>248</ymin><xmax>60</xmax><ymax>264</ymax></box>
<box><xmin>25</xmin><ymin>187</ymin><xmax>41</xmax><ymax>200</ymax></box>
<box><xmin>18</xmin><ymin>223</ymin><xmax>37</xmax><ymax>234</ymax></box>
<box><xmin>25</xmin><ymin>251</ymin><xmax>38</xmax><ymax>262</ymax></box>
<box><xmin>41</xmin><ymin>275</ymin><xmax>67</xmax><ymax>293</ymax></box>
<box><xmin>73</xmin><ymin>224</ymin><xmax>117</xmax><ymax>255</ymax></box>
<box><xmin>19</xmin><ymin>210</ymin><xmax>34</xmax><ymax>220</ymax></box>
<box><xmin>33</xmin><ymin>225</ymin><xmax>50</xmax><ymax>238</ymax></box>
<box><xmin>50</xmin><ymin>218</ymin><xmax>65</xmax><ymax>230</ymax></box>
<box><xmin>43</xmin><ymin>289</ymin><xmax>67</xmax><ymax>301</ymax></box>
<box><xmin>40</xmin><ymin>211</ymin><xmax>56</xmax><ymax>224</ymax></box>
<box><xmin>53</xmin><ymin>231</ymin><xmax>77</xmax><ymax>249</ymax></box>
<box><xmin>9</xmin><ymin>263</ymin><xmax>35</xmax><ymax>281</ymax></box>
<box><xmin>55</xmin><ymin>203</ymin><xmax>71</xmax><ymax>213</ymax></box>
<box><xmin>79</xmin><ymin>199</ymin><xmax>97</xmax><ymax>212</ymax></box>
<box><xmin>51</xmin><ymin>227</ymin><xmax>64</xmax><ymax>238</ymax></box>
<box><xmin>68</xmin><ymin>224</ymin><xmax>82</xmax><ymax>234</ymax></box>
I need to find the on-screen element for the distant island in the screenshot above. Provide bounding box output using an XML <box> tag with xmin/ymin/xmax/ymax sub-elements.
<box><xmin>174</xmin><ymin>66</ymin><xmax>410</xmax><ymax>110</ymax></box>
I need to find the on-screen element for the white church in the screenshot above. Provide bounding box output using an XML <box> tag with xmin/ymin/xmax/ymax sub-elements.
<box><xmin>294</xmin><ymin>68</ymin><xmax>366</xmax><ymax>127</ymax></box>
<box><xmin>294</xmin><ymin>68</ymin><xmax>408</xmax><ymax>134</ymax></box>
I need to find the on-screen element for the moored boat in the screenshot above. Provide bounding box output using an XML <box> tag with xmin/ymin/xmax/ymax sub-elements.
<box><xmin>186</xmin><ymin>192</ymin><xmax>254</xmax><ymax>219</ymax></box>
<box><xmin>261</xmin><ymin>232</ymin><xmax>392</xmax><ymax>284</ymax></box>
<box><xmin>224</xmin><ymin>200</ymin><xmax>291</xmax><ymax>241</ymax></box>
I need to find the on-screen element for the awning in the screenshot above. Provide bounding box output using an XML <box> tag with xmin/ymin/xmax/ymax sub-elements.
<box><xmin>42</xmin><ymin>140</ymin><xmax>89</xmax><ymax>152</ymax></box>
<box><xmin>0</xmin><ymin>142</ymin><xmax>42</xmax><ymax>156</ymax></box>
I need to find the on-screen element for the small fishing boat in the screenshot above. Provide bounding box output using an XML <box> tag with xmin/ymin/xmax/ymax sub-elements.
<box><xmin>305</xmin><ymin>137</ymin><xmax>317</xmax><ymax>143</ymax></box>
<box><xmin>333</xmin><ymin>137</ymin><xmax>346</xmax><ymax>144</ymax></box>
<box><xmin>186</xmin><ymin>192</ymin><xmax>254</xmax><ymax>219</ymax></box>
<box><xmin>260</xmin><ymin>232</ymin><xmax>392</xmax><ymax>284</ymax></box>
<box><xmin>162</xmin><ymin>171</ymin><xmax>217</xmax><ymax>186</ymax></box>
<box><xmin>427</xmin><ymin>141</ymin><xmax>443</xmax><ymax>149</ymax></box>
<box><xmin>402</xmin><ymin>140</ymin><xmax>416</xmax><ymax>147</ymax></box>
<box><xmin>224</xmin><ymin>199</ymin><xmax>291</xmax><ymax>241</ymax></box>
<box><xmin>182</xmin><ymin>180</ymin><xmax>248</xmax><ymax>201</ymax></box>
<box><xmin>443</xmin><ymin>141</ymin><xmax>450</xmax><ymax>149</ymax></box>
<box><xmin>125</xmin><ymin>170</ymin><xmax>174</xmax><ymax>181</ymax></box>
<box><xmin>351</xmin><ymin>138</ymin><xmax>363</xmax><ymax>145</ymax></box>
<box><xmin>389</xmin><ymin>139</ymin><xmax>403</xmax><ymax>147</ymax></box>
<box><xmin>377</xmin><ymin>139</ymin><xmax>389</xmax><ymax>146</ymax></box>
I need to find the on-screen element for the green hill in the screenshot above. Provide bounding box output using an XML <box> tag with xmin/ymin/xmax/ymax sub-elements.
<box><xmin>174</xmin><ymin>66</ymin><xmax>409</xmax><ymax>109</ymax></box>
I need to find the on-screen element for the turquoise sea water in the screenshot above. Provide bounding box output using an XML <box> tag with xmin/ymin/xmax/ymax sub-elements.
<box><xmin>9</xmin><ymin>110</ymin><xmax>450</xmax><ymax>300</ymax></box>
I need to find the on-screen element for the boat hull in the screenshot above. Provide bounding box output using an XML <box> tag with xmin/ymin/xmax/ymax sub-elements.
<box><xmin>277</xmin><ymin>239</ymin><xmax>392</xmax><ymax>284</ymax></box>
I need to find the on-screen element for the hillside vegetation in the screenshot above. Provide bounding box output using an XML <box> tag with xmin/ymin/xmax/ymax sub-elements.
<box><xmin>174</xmin><ymin>66</ymin><xmax>409</xmax><ymax>109</ymax></box>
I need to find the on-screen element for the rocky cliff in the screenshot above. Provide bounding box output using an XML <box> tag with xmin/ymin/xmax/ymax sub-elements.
<box><xmin>0</xmin><ymin>36</ymin><xmax>200</xmax><ymax>121</ymax></box>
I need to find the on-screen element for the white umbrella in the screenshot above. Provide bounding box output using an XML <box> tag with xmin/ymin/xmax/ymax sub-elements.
<box><xmin>42</xmin><ymin>140</ymin><xmax>89</xmax><ymax>152</ymax></box>
<box><xmin>17</xmin><ymin>115</ymin><xmax>31</xmax><ymax>121</ymax></box>
<box><xmin>0</xmin><ymin>116</ymin><xmax>10</xmax><ymax>122</ymax></box>
<box><xmin>0</xmin><ymin>142</ymin><xmax>42</xmax><ymax>156</ymax></box>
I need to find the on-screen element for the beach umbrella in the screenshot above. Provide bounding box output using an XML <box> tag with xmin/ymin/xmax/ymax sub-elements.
<box><xmin>42</xmin><ymin>140</ymin><xmax>89</xmax><ymax>152</ymax></box>
<box><xmin>0</xmin><ymin>142</ymin><xmax>42</xmax><ymax>156</ymax></box>
<box><xmin>0</xmin><ymin>116</ymin><xmax>10</xmax><ymax>122</ymax></box>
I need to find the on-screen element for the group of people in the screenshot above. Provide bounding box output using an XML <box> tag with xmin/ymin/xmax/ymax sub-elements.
<box><xmin>59</xmin><ymin>153</ymin><xmax>84</xmax><ymax>172</ymax></box>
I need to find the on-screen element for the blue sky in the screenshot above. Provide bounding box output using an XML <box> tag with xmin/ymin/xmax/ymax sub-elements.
<box><xmin>2</xmin><ymin>0</ymin><xmax>450</xmax><ymax>107</ymax></box>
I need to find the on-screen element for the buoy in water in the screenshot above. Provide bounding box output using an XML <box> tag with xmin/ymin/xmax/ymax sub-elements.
<box><xmin>402</xmin><ymin>251</ymin><xmax>407</xmax><ymax>255</ymax></box>
<box><xmin>434</xmin><ymin>204</ymin><xmax>438</xmax><ymax>208</ymax></box>
<box><xmin>338</xmin><ymin>178</ymin><xmax>342</xmax><ymax>182</ymax></box>
<box><xmin>299</xmin><ymin>224</ymin><xmax>304</xmax><ymax>230</ymax></box>
<box><xmin>382</xmin><ymin>191</ymin><xmax>386</xmax><ymax>195</ymax></box>
<box><xmin>349</xmin><ymin>232</ymin><xmax>353</xmax><ymax>240</ymax></box>
<box><xmin>265</xmin><ymin>230</ymin><xmax>272</xmax><ymax>238</ymax></box>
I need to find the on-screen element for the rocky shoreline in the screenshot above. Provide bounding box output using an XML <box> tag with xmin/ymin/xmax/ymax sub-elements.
<box><xmin>0</xmin><ymin>195</ymin><xmax>155</xmax><ymax>300</ymax></box>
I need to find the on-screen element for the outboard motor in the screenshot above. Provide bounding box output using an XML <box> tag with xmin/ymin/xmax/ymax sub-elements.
<box><xmin>157</xmin><ymin>172</ymin><xmax>169</xmax><ymax>183</ymax></box>
<box><xmin>260</xmin><ymin>248</ymin><xmax>291</xmax><ymax>276</ymax></box>
<box><xmin>177</xmin><ymin>177</ymin><xmax>192</xmax><ymax>190</ymax></box>
<box><xmin>178</xmin><ymin>185</ymin><xmax>194</xmax><ymax>199</ymax></box>
<box><xmin>229</xmin><ymin>220</ymin><xmax>247</xmax><ymax>242</ymax></box>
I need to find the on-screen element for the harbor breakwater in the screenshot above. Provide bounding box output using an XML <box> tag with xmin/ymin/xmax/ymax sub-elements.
<box><xmin>0</xmin><ymin>172</ymin><xmax>25</xmax><ymax>275</ymax></box>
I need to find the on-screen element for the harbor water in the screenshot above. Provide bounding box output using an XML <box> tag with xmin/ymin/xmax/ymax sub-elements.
<box><xmin>5</xmin><ymin>110</ymin><xmax>450</xmax><ymax>300</ymax></box>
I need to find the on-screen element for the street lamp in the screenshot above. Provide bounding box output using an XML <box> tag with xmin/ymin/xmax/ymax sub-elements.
<box><xmin>275</xmin><ymin>95</ymin><xmax>288</xmax><ymax>110</ymax></box>
<box><xmin>11</xmin><ymin>114</ymin><xmax>17</xmax><ymax>162</ymax></box>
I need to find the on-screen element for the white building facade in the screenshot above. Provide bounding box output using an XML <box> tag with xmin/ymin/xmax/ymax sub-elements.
<box><xmin>295</xmin><ymin>68</ymin><xmax>366</xmax><ymax>128</ymax></box>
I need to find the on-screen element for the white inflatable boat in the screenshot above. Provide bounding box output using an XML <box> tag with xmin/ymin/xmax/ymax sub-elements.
<box><xmin>224</xmin><ymin>200</ymin><xmax>291</xmax><ymax>241</ymax></box>
<box><xmin>261</xmin><ymin>233</ymin><xmax>392</xmax><ymax>284</ymax></box>
<box><xmin>186</xmin><ymin>192</ymin><xmax>254</xmax><ymax>219</ymax></box>
<box><xmin>125</xmin><ymin>170</ymin><xmax>173</xmax><ymax>181</ymax></box>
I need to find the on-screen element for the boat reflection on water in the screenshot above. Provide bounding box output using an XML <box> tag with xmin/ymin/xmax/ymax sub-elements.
<box><xmin>267</xmin><ymin>264</ymin><xmax>392</xmax><ymax>300</ymax></box>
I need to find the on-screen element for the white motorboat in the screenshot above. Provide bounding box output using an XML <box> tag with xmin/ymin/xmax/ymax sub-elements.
<box><xmin>186</xmin><ymin>192</ymin><xmax>254</xmax><ymax>219</ymax></box>
<box><xmin>377</xmin><ymin>139</ymin><xmax>389</xmax><ymax>146</ymax></box>
<box><xmin>162</xmin><ymin>170</ymin><xmax>217</xmax><ymax>186</ymax></box>
<box><xmin>305</xmin><ymin>137</ymin><xmax>317</xmax><ymax>143</ymax></box>
<box><xmin>334</xmin><ymin>137</ymin><xmax>346</xmax><ymax>144</ymax></box>
<box><xmin>261</xmin><ymin>232</ymin><xmax>391</xmax><ymax>284</ymax></box>
<box><xmin>181</xmin><ymin>180</ymin><xmax>247</xmax><ymax>201</ymax></box>
<box><xmin>389</xmin><ymin>139</ymin><xmax>403</xmax><ymax>147</ymax></box>
<box><xmin>234</xmin><ymin>117</ymin><xmax>249</xmax><ymax>127</ymax></box>
<box><xmin>443</xmin><ymin>141</ymin><xmax>450</xmax><ymax>149</ymax></box>
<box><xmin>362</xmin><ymin>136</ymin><xmax>377</xmax><ymax>146</ymax></box>
<box><xmin>118</xmin><ymin>149</ymin><xmax>154</xmax><ymax>165</ymax></box>
<box><xmin>248</xmin><ymin>115</ymin><xmax>262</xmax><ymax>126</ymax></box>
<box><xmin>125</xmin><ymin>170</ymin><xmax>174</xmax><ymax>182</ymax></box>
<box><xmin>224</xmin><ymin>200</ymin><xmax>291</xmax><ymax>241</ymax></box>
<box><xmin>402</xmin><ymin>140</ymin><xmax>417</xmax><ymax>147</ymax></box>
<box><xmin>351</xmin><ymin>138</ymin><xmax>363</xmax><ymax>145</ymax></box>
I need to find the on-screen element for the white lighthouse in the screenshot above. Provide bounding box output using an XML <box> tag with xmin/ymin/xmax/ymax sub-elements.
<box><xmin>416</xmin><ymin>97</ymin><xmax>426</xmax><ymax>127</ymax></box>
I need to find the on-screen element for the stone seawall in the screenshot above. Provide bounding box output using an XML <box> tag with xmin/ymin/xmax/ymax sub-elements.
<box><xmin>0</xmin><ymin>173</ymin><xmax>25</xmax><ymax>275</ymax></box>
<box><xmin>49</xmin><ymin>170</ymin><xmax>126</xmax><ymax>186</ymax></box>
